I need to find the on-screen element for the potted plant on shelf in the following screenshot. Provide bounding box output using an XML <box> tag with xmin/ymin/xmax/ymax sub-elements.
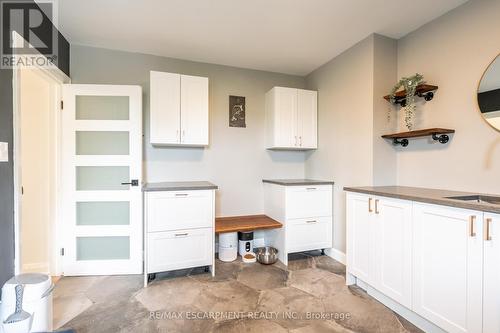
<box><xmin>389</xmin><ymin>73</ymin><xmax>424</xmax><ymax>130</ymax></box>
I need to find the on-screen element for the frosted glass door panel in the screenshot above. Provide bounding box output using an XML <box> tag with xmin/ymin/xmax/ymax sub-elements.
<box><xmin>76</xmin><ymin>131</ymin><xmax>129</xmax><ymax>155</ymax></box>
<box><xmin>76</xmin><ymin>201</ymin><xmax>130</xmax><ymax>226</ymax></box>
<box><xmin>76</xmin><ymin>166</ymin><xmax>130</xmax><ymax>191</ymax></box>
<box><xmin>76</xmin><ymin>236</ymin><xmax>130</xmax><ymax>260</ymax></box>
<box><xmin>76</xmin><ymin>96</ymin><xmax>129</xmax><ymax>120</ymax></box>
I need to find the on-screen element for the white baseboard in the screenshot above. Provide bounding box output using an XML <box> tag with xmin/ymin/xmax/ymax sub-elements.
<box><xmin>356</xmin><ymin>279</ymin><xmax>446</xmax><ymax>333</ymax></box>
<box><xmin>325</xmin><ymin>248</ymin><xmax>346</xmax><ymax>264</ymax></box>
<box><xmin>22</xmin><ymin>262</ymin><xmax>49</xmax><ymax>274</ymax></box>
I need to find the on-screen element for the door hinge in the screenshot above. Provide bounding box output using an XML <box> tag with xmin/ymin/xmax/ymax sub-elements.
<box><xmin>60</xmin><ymin>100</ymin><xmax>64</xmax><ymax>110</ymax></box>
<box><xmin>60</xmin><ymin>248</ymin><xmax>65</xmax><ymax>256</ymax></box>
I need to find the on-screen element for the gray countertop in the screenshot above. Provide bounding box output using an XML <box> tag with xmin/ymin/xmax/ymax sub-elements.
<box><xmin>263</xmin><ymin>179</ymin><xmax>334</xmax><ymax>186</ymax></box>
<box><xmin>344</xmin><ymin>186</ymin><xmax>500</xmax><ymax>214</ymax></box>
<box><xmin>143</xmin><ymin>181</ymin><xmax>218</xmax><ymax>192</ymax></box>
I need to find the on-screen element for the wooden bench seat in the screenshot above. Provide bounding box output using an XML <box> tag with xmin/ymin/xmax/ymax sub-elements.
<box><xmin>215</xmin><ymin>215</ymin><xmax>282</xmax><ymax>233</ymax></box>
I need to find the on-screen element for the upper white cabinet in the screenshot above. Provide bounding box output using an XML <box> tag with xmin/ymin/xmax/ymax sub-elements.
<box><xmin>265</xmin><ymin>87</ymin><xmax>317</xmax><ymax>150</ymax></box>
<box><xmin>150</xmin><ymin>71</ymin><xmax>209</xmax><ymax>146</ymax></box>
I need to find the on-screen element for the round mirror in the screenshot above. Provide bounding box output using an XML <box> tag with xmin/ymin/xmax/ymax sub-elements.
<box><xmin>478</xmin><ymin>54</ymin><xmax>500</xmax><ymax>132</ymax></box>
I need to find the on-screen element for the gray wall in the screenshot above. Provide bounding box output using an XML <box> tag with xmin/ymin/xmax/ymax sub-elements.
<box><xmin>304</xmin><ymin>35</ymin><xmax>377</xmax><ymax>252</ymax></box>
<box><xmin>70</xmin><ymin>45</ymin><xmax>307</xmax><ymax>217</ymax></box>
<box><xmin>396</xmin><ymin>0</ymin><xmax>500</xmax><ymax>193</ymax></box>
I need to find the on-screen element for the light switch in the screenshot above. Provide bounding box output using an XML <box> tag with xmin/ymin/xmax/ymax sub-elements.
<box><xmin>0</xmin><ymin>142</ymin><xmax>8</xmax><ymax>162</ymax></box>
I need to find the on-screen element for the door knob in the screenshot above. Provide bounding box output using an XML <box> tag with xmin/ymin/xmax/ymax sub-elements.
<box><xmin>121</xmin><ymin>179</ymin><xmax>139</xmax><ymax>186</ymax></box>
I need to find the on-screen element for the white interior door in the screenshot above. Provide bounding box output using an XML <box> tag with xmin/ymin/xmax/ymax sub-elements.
<box><xmin>62</xmin><ymin>84</ymin><xmax>143</xmax><ymax>276</ymax></box>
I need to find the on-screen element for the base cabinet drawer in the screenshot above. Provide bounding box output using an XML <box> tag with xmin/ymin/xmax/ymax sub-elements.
<box><xmin>147</xmin><ymin>228</ymin><xmax>212</xmax><ymax>273</ymax></box>
<box><xmin>146</xmin><ymin>190</ymin><xmax>213</xmax><ymax>232</ymax></box>
<box><xmin>286</xmin><ymin>216</ymin><xmax>332</xmax><ymax>253</ymax></box>
<box><xmin>286</xmin><ymin>186</ymin><xmax>332</xmax><ymax>219</ymax></box>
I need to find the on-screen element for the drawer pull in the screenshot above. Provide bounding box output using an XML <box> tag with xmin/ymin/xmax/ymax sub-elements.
<box><xmin>175</xmin><ymin>233</ymin><xmax>189</xmax><ymax>237</ymax></box>
<box><xmin>375</xmin><ymin>199</ymin><xmax>380</xmax><ymax>214</ymax></box>
<box><xmin>368</xmin><ymin>198</ymin><xmax>373</xmax><ymax>213</ymax></box>
<box><xmin>306</xmin><ymin>187</ymin><xmax>317</xmax><ymax>190</ymax></box>
<box><xmin>469</xmin><ymin>216</ymin><xmax>476</xmax><ymax>237</ymax></box>
<box><xmin>306</xmin><ymin>220</ymin><xmax>317</xmax><ymax>223</ymax></box>
<box><xmin>485</xmin><ymin>218</ymin><xmax>492</xmax><ymax>241</ymax></box>
<box><xmin>175</xmin><ymin>193</ymin><xmax>188</xmax><ymax>197</ymax></box>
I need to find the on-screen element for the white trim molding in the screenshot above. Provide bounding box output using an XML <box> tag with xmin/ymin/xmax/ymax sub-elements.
<box><xmin>325</xmin><ymin>247</ymin><xmax>346</xmax><ymax>264</ymax></box>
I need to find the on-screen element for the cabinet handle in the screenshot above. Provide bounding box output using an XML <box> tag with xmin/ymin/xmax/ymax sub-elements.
<box><xmin>306</xmin><ymin>187</ymin><xmax>317</xmax><ymax>191</ymax></box>
<box><xmin>176</xmin><ymin>130</ymin><xmax>180</xmax><ymax>142</ymax></box>
<box><xmin>485</xmin><ymin>218</ymin><xmax>492</xmax><ymax>241</ymax></box>
<box><xmin>299</xmin><ymin>136</ymin><xmax>302</xmax><ymax>146</ymax></box>
<box><xmin>306</xmin><ymin>220</ymin><xmax>317</xmax><ymax>223</ymax></box>
<box><xmin>469</xmin><ymin>216</ymin><xmax>476</xmax><ymax>237</ymax></box>
<box><xmin>368</xmin><ymin>198</ymin><xmax>373</xmax><ymax>213</ymax></box>
<box><xmin>175</xmin><ymin>233</ymin><xmax>188</xmax><ymax>237</ymax></box>
<box><xmin>294</xmin><ymin>136</ymin><xmax>298</xmax><ymax>146</ymax></box>
<box><xmin>375</xmin><ymin>199</ymin><xmax>380</xmax><ymax>214</ymax></box>
<box><xmin>175</xmin><ymin>193</ymin><xmax>188</xmax><ymax>197</ymax></box>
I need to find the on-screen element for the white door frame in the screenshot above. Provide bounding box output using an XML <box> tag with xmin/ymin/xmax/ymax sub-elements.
<box><xmin>12</xmin><ymin>32</ymin><xmax>70</xmax><ymax>276</ymax></box>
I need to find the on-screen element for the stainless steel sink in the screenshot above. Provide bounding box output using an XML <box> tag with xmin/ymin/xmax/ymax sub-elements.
<box><xmin>446</xmin><ymin>195</ymin><xmax>500</xmax><ymax>205</ymax></box>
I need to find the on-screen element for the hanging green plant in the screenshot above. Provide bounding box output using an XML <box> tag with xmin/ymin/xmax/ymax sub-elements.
<box><xmin>389</xmin><ymin>73</ymin><xmax>425</xmax><ymax>130</ymax></box>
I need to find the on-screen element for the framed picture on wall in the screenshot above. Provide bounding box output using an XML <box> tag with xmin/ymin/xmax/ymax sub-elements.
<box><xmin>229</xmin><ymin>95</ymin><xmax>246</xmax><ymax>128</ymax></box>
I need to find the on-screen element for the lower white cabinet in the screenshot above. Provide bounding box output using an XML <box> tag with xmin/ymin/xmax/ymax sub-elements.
<box><xmin>264</xmin><ymin>182</ymin><xmax>333</xmax><ymax>265</ymax></box>
<box><xmin>413</xmin><ymin>203</ymin><xmax>483</xmax><ymax>333</ymax></box>
<box><xmin>144</xmin><ymin>188</ymin><xmax>215</xmax><ymax>286</ymax></box>
<box><xmin>346</xmin><ymin>193</ymin><xmax>412</xmax><ymax>307</ymax></box>
<box><xmin>482</xmin><ymin>213</ymin><xmax>500</xmax><ymax>333</ymax></box>
<box><xmin>346</xmin><ymin>191</ymin><xmax>500</xmax><ymax>333</ymax></box>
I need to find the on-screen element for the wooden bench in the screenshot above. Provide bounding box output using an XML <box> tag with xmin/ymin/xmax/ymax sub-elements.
<box><xmin>215</xmin><ymin>215</ymin><xmax>282</xmax><ymax>233</ymax></box>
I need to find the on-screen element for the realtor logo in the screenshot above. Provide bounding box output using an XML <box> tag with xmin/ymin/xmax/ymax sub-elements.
<box><xmin>1</xmin><ymin>0</ymin><xmax>58</xmax><ymax>68</ymax></box>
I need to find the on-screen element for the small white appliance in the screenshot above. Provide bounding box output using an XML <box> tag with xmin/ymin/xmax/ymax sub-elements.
<box><xmin>1</xmin><ymin>273</ymin><xmax>54</xmax><ymax>333</ymax></box>
<box><xmin>218</xmin><ymin>232</ymin><xmax>238</xmax><ymax>262</ymax></box>
<box><xmin>238</xmin><ymin>232</ymin><xmax>254</xmax><ymax>257</ymax></box>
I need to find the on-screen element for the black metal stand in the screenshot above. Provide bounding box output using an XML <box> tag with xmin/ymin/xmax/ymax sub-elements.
<box><xmin>394</xmin><ymin>91</ymin><xmax>434</xmax><ymax>107</ymax></box>
<box><xmin>432</xmin><ymin>133</ymin><xmax>450</xmax><ymax>144</ymax></box>
<box><xmin>393</xmin><ymin>138</ymin><xmax>409</xmax><ymax>147</ymax></box>
<box><xmin>321</xmin><ymin>249</ymin><xmax>325</xmax><ymax>255</ymax></box>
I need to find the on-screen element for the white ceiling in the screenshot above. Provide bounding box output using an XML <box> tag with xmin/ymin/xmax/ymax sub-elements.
<box><xmin>58</xmin><ymin>0</ymin><xmax>468</xmax><ymax>76</ymax></box>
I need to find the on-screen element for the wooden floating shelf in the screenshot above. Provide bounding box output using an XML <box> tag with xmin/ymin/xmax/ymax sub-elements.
<box><xmin>382</xmin><ymin>128</ymin><xmax>455</xmax><ymax>147</ymax></box>
<box><xmin>384</xmin><ymin>84</ymin><xmax>438</xmax><ymax>107</ymax></box>
<box><xmin>215</xmin><ymin>215</ymin><xmax>282</xmax><ymax>233</ymax></box>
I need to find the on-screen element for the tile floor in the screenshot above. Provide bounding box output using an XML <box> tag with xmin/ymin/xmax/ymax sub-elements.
<box><xmin>54</xmin><ymin>251</ymin><xmax>422</xmax><ymax>333</ymax></box>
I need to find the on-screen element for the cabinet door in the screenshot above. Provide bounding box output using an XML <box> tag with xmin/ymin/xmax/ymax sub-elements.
<box><xmin>483</xmin><ymin>213</ymin><xmax>500</xmax><ymax>333</ymax></box>
<box><xmin>413</xmin><ymin>203</ymin><xmax>482</xmax><ymax>333</ymax></box>
<box><xmin>150</xmin><ymin>71</ymin><xmax>180</xmax><ymax>145</ymax></box>
<box><xmin>286</xmin><ymin>185</ymin><xmax>332</xmax><ymax>219</ymax></box>
<box><xmin>180</xmin><ymin>75</ymin><xmax>209</xmax><ymax>145</ymax></box>
<box><xmin>346</xmin><ymin>193</ymin><xmax>375</xmax><ymax>285</ymax></box>
<box><xmin>147</xmin><ymin>228</ymin><xmax>212</xmax><ymax>273</ymax></box>
<box><xmin>273</xmin><ymin>87</ymin><xmax>298</xmax><ymax>148</ymax></box>
<box><xmin>297</xmin><ymin>89</ymin><xmax>317</xmax><ymax>149</ymax></box>
<box><xmin>146</xmin><ymin>190</ymin><xmax>213</xmax><ymax>232</ymax></box>
<box><xmin>286</xmin><ymin>216</ymin><xmax>332</xmax><ymax>253</ymax></box>
<box><xmin>373</xmin><ymin>197</ymin><xmax>412</xmax><ymax>308</ymax></box>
